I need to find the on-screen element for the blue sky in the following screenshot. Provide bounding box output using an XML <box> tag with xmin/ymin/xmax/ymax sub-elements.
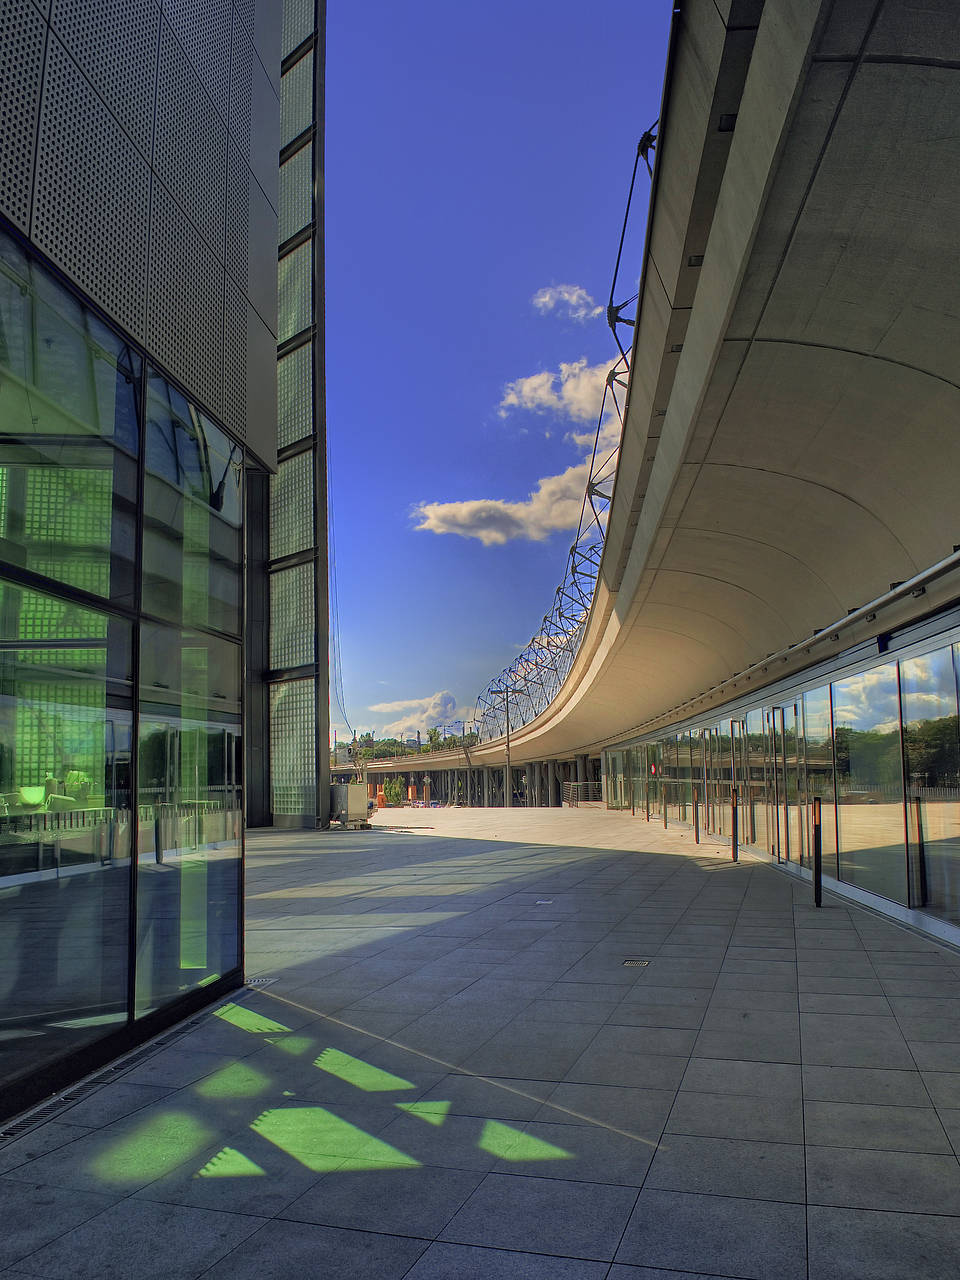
<box><xmin>325</xmin><ymin>0</ymin><xmax>673</xmax><ymax>740</ymax></box>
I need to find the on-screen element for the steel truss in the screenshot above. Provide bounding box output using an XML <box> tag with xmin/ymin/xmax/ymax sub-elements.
<box><xmin>475</xmin><ymin>127</ymin><xmax>657</xmax><ymax>745</ymax></box>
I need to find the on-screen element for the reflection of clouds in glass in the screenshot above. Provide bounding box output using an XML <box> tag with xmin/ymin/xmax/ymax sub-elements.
<box><xmin>833</xmin><ymin>664</ymin><xmax>899</xmax><ymax>733</ymax></box>
<box><xmin>900</xmin><ymin>649</ymin><xmax>957</xmax><ymax>720</ymax></box>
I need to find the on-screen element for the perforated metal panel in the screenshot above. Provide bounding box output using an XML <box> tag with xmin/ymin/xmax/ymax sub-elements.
<box><xmin>270</xmin><ymin>562</ymin><xmax>315</xmax><ymax>669</ymax></box>
<box><xmin>279</xmin><ymin>141</ymin><xmax>312</xmax><ymax>243</ymax></box>
<box><xmin>155</xmin><ymin>19</ymin><xmax>227</xmax><ymax>256</ymax></box>
<box><xmin>281</xmin><ymin>0</ymin><xmax>313</xmax><ymax>58</ymax></box>
<box><xmin>280</xmin><ymin>49</ymin><xmax>313</xmax><ymax>147</ymax></box>
<box><xmin>234</xmin><ymin>0</ymin><xmax>255</xmax><ymax>33</ymax></box>
<box><xmin>277</xmin><ymin>342</ymin><xmax>313</xmax><ymax>449</ymax></box>
<box><xmin>0</xmin><ymin>0</ymin><xmax>46</xmax><ymax>233</ymax></box>
<box><xmin>148</xmin><ymin>182</ymin><xmax>225</xmax><ymax>416</ymax></box>
<box><xmin>50</xmin><ymin>0</ymin><xmax>160</xmax><ymax>158</ymax></box>
<box><xmin>222</xmin><ymin>276</ymin><xmax>247</xmax><ymax>441</ymax></box>
<box><xmin>270</xmin><ymin>449</ymin><xmax>313</xmax><ymax>559</ymax></box>
<box><xmin>277</xmin><ymin>240</ymin><xmax>312</xmax><ymax>343</ymax></box>
<box><xmin>230</xmin><ymin>10</ymin><xmax>254</xmax><ymax>155</ymax></box>
<box><xmin>225</xmin><ymin>140</ymin><xmax>250</xmax><ymax>293</ymax></box>
<box><xmin>162</xmin><ymin>0</ymin><xmax>232</xmax><ymax>120</ymax></box>
<box><xmin>33</xmin><ymin>35</ymin><xmax>151</xmax><ymax>342</ymax></box>
<box><xmin>269</xmin><ymin>677</ymin><xmax>316</xmax><ymax>815</ymax></box>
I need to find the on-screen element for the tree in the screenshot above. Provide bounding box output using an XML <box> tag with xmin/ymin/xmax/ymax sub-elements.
<box><xmin>427</xmin><ymin>728</ymin><xmax>441</xmax><ymax>751</ymax></box>
<box><xmin>383</xmin><ymin>775</ymin><xmax>405</xmax><ymax>806</ymax></box>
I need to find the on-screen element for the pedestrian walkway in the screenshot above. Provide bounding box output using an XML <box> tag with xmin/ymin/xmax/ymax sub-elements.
<box><xmin>3</xmin><ymin>808</ymin><xmax>960</xmax><ymax>1278</ymax></box>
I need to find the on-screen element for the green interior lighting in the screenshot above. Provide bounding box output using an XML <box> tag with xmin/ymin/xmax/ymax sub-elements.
<box><xmin>213</xmin><ymin>1002</ymin><xmax>291</xmax><ymax>1034</ymax></box>
<box><xmin>194</xmin><ymin>1062</ymin><xmax>271</xmax><ymax>1099</ymax></box>
<box><xmin>251</xmin><ymin>1107</ymin><xmax>420</xmax><ymax>1172</ymax></box>
<box><xmin>197</xmin><ymin>1147</ymin><xmax>266</xmax><ymax>1178</ymax></box>
<box><xmin>89</xmin><ymin>1113</ymin><xmax>213</xmax><ymax>1185</ymax></box>
<box><xmin>477</xmin><ymin>1119</ymin><xmax>573</xmax><ymax>1163</ymax></box>
<box><xmin>314</xmin><ymin>1047</ymin><xmax>415</xmax><ymax>1092</ymax></box>
<box><xmin>395</xmin><ymin>1100</ymin><xmax>451</xmax><ymax>1127</ymax></box>
<box><xmin>179</xmin><ymin>854</ymin><xmax>208</xmax><ymax>969</ymax></box>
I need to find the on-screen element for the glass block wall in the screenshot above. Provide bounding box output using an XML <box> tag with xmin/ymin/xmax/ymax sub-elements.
<box><xmin>268</xmin><ymin>0</ymin><xmax>329</xmax><ymax>825</ymax></box>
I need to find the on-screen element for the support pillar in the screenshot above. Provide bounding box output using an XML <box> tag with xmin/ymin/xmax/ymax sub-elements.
<box><xmin>576</xmin><ymin>755</ymin><xmax>587</xmax><ymax>785</ymax></box>
<box><xmin>525</xmin><ymin>763</ymin><xmax>535</xmax><ymax>807</ymax></box>
<box><xmin>482</xmin><ymin>768</ymin><xmax>490</xmax><ymax>808</ymax></box>
<box><xmin>547</xmin><ymin>759</ymin><xmax>557</xmax><ymax>807</ymax></box>
<box><xmin>504</xmin><ymin>764</ymin><xmax>512</xmax><ymax>807</ymax></box>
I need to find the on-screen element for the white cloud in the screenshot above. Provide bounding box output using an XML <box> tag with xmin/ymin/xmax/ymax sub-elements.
<box><xmin>499</xmin><ymin>357</ymin><xmax>611</xmax><ymax>424</ymax></box>
<box><xmin>414</xmin><ymin>460</ymin><xmax>589</xmax><ymax>546</ymax></box>
<box><xmin>532</xmin><ymin>284</ymin><xmax>603</xmax><ymax>323</ymax></box>
<box><xmin>416</xmin><ymin>355</ymin><xmax>622</xmax><ymax>546</ymax></box>
<box><xmin>368</xmin><ymin>689</ymin><xmax>473</xmax><ymax>736</ymax></box>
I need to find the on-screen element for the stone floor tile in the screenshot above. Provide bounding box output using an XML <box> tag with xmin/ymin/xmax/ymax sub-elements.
<box><xmin>0</xmin><ymin>1122</ymin><xmax>92</xmax><ymax>1176</ymax></box>
<box><xmin>800</xmin><ymin>1013</ymin><xmax>914</xmax><ymax>1068</ymax></box>
<box><xmin>802</xmin><ymin>1065</ymin><xmax>931</xmax><ymax>1106</ymax></box>
<box><xmin>803</xmin><ymin>1099</ymin><xmax>952</xmax><ymax>1153</ymax></box>
<box><xmin>665</xmin><ymin>1090</ymin><xmax>803</xmax><ymax>1143</ymax></box>
<box><xmin>694</xmin><ymin>1010</ymin><xmax>800</xmax><ymax>1063</ymax></box>
<box><xmin>808</xmin><ymin>1205</ymin><xmax>960</xmax><ymax>1280</ymax></box>
<box><xmin>806</xmin><ymin>1144</ymin><xmax>960</xmax><ymax>1213</ymax></box>
<box><xmin>535</xmin><ymin>1082</ymin><xmax>675</xmax><ymax>1137</ymax></box>
<box><xmin>0</xmin><ymin>1179</ymin><xmax>119</xmax><ymax>1270</ymax></box>
<box><xmin>201</xmin><ymin>1218</ymin><xmax>428</xmax><ymax>1280</ymax></box>
<box><xmin>921</xmin><ymin>1071</ymin><xmax>960</xmax><ymax>1108</ymax></box>
<box><xmin>404</xmin><ymin>1242</ymin><xmax>609</xmax><ymax>1278</ymax></box>
<box><xmin>680</xmin><ymin>1057</ymin><xmax>801</xmax><ymax>1100</ymax></box>
<box><xmin>280</xmin><ymin>1162</ymin><xmax>483</xmax><ymax>1235</ymax></box>
<box><xmin>490</xmin><ymin>1118</ymin><xmax>655</xmax><ymax>1185</ymax></box>
<box><xmin>15</xmin><ymin>1195</ymin><xmax>268</xmax><ymax>1279</ymax></box>
<box><xmin>645</xmin><ymin>1132</ymin><xmax>805</xmax><ymax>1202</ymax></box>
<box><xmin>615</xmin><ymin>1189</ymin><xmax>805</xmax><ymax>1279</ymax></box>
<box><xmin>439</xmin><ymin>1171</ymin><xmax>638</xmax><ymax>1260</ymax></box>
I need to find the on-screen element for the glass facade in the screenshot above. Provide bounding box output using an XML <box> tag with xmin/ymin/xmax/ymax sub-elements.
<box><xmin>604</xmin><ymin>627</ymin><xmax>960</xmax><ymax>931</ymax></box>
<box><xmin>0</xmin><ymin>227</ymin><xmax>243</xmax><ymax>1099</ymax></box>
<box><xmin>269</xmin><ymin>1</ymin><xmax>328</xmax><ymax>825</ymax></box>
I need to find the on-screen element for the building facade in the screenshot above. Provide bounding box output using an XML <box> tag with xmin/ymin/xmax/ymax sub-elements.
<box><xmin>0</xmin><ymin>0</ymin><xmax>325</xmax><ymax>1121</ymax></box>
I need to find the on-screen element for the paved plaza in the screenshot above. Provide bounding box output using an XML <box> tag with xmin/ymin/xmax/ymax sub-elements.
<box><xmin>3</xmin><ymin>807</ymin><xmax>960</xmax><ymax>1277</ymax></box>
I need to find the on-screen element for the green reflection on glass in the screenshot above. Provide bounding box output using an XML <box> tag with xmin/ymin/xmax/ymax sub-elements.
<box><xmin>213</xmin><ymin>1002</ymin><xmax>291</xmax><ymax>1035</ymax></box>
<box><xmin>251</xmin><ymin>1107</ymin><xmax>420</xmax><ymax>1171</ymax></box>
<box><xmin>477</xmin><ymin>1119</ymin><xmax>572</xmax><ymax>1163</ymax></box>
<box><xmin>395</xmin><ymin>1100</ymin><xmax>450</xmax><ymax>1127</ymax></box>
<box><xmin>180</xmin><ymin>855</ymin><xmax>208</xmax><ymax>969</ymax></box>
<box><xmin>198</xmin><ymin>972</ymin><xmax>221</xmax><ymax>987</ymax></box>
<box><xmin>314</xmin><ymin>1047</ymin><xmax>414</xmax><ymax>1092</ymax></box>
<box><xmin>197</xmin><ymin>1147</ymin><xmax>265</xmax><ymax>1178</ymax></box>
<box><xmin>89</xmin><ymin>1113</ymin><xmax>213</xmax><ymax>1184</ymax></box>
<box><xmin>194</xmin><ymin>1062</ymin><xmax>271</xmax><ymax>1099</ymax></box>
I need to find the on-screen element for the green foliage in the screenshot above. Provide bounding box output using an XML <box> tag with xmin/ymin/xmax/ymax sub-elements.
<box><xmin>383</xmin><ymin>775</ymin><xmax>405</xmax><ymax>806</ymax></box>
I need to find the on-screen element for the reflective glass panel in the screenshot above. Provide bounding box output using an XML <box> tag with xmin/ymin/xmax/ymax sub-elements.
<box><xmin>0</xmin><ymin>230</ymin><xmax>139</xmax><ymax>607</ymax></box>
<box><xmin>803</xmin><ymin>687</ymin><xmax>838</xmax><ymax>874</ymax></box>
<box><xmin>143</xmin><ymin>371</ymin><xmax>243</xmax><ymax>636</ymax></box>
<box><xmin>136</xmin><ymin>623</ymin><xmax>241</xmax><ymax>1016</ymax></box>
<box><xmin>900</xmin><ymin>647</ymin><xmax>960</xmax><ymax>922</ymax></box>
<box><xmin>0</xmin><ymin>578</ymin><xmax>132</xmax><ymax>1088</ymax></box>
<box><xmin>833</xmin><ymin>664</ymin><xmax>907</xmax><ymax>904</ymax></box>
<box><xmin>744</xmin><ymin>710</ymin><xmax>766</xmax><ymax>849</ymax></box>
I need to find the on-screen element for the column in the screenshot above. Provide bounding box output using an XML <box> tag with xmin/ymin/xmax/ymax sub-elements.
<box><xmin>547</xmin><ymin>759</ymin><xmax>557</xmax><ymax>807</ymax></box>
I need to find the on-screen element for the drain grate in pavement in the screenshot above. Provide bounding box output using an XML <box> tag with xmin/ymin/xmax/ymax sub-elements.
<box><xmin>623</xmin><ymin>958</ymin><xmax>650</xmax><ymax>967</ymax></box>
<box><xmin>245</xmin><ymin>977</ymin><xmax>277</xmax><ymax>987</ymax></box>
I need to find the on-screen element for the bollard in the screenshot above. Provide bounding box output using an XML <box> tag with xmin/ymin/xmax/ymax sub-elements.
<box><xmin>813</xmin><ymin>796</ymin><xmax>822</xmax><ymax>908</ymax></box>
<box><xmin>731</xmin><ymin>788</ymin><xmax>738</xmax><ymax>862</ymax></box>
<box><xmin>693</xmin><ymin>786</ymin><xmax>700</xmax><ymax>843</ymax></box>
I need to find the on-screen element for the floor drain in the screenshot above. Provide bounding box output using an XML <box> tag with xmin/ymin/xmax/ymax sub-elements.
<box><xmin>623</xmin><ymin>958</ymin><xmax>650</xmax><ymax>967</ymax></box>
<box><xmin>245</xmin><ymin>977</ymin><xmax>277</xmax><ymax>987</ymax></box>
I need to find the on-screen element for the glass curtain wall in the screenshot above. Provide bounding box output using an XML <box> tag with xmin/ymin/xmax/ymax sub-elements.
<box><xmin>605</xmin><ymin>631</ymin><xmax>960</xmax><ymax>929</ymax></box>
<box><xmin>269</xmin><ymin>0</ymin><xmax>329</xmax><ymax>826</ymax></box>
<box><xmin>0</xmin><ymin>227</ymin><xmax>243</xmax><ymax>1099</ymax></box>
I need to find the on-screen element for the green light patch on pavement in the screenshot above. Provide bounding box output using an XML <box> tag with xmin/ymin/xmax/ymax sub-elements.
<box><xmin>213</xmin><ymin>1002</ymin><xmax>291</xmax><ymax>1035</ymax></box>
<box><xmin>194</xmin><ymin>1062</ymin><xmax>271</xmax><ymax>1099</ymax></box>
<box><xmin>395</xmin><ymin>1100</ymin><xmax>451</xmax><ymax>1126</ymax></box>
<box><xmin>265</xmin><ymin>1034</ymin><xmax>314</xmax><ymax>1056</ymax></box>
<box><xmin>89</xmin><ymin>1113</ymin><xmax>214</xmax><ymax>1185</ymax></box>
<box><xmin>197</xmin><ymin>1147</ymin><xmax>265</xmax><ymax>1178</ymax></box>
<box><xmin>251</xmin><ymin>1107</ymin><xmax>420</xmax><ymax>1172</ymax></box>
<box><xmin>477</xmin><ymin>1119</ymin><xmax>573</xmax><ymax>1163</ymax></box>
<box><xmin>315</xmin><ymin>1047</ymin><xmax>415</xmax><ymax>1092</ymax></box>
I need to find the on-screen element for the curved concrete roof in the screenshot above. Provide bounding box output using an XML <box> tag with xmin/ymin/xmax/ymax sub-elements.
<box><xmin>383</xmin><ymin>0</ymin><xmax>960</xmax><ymax>772</ymax></box>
